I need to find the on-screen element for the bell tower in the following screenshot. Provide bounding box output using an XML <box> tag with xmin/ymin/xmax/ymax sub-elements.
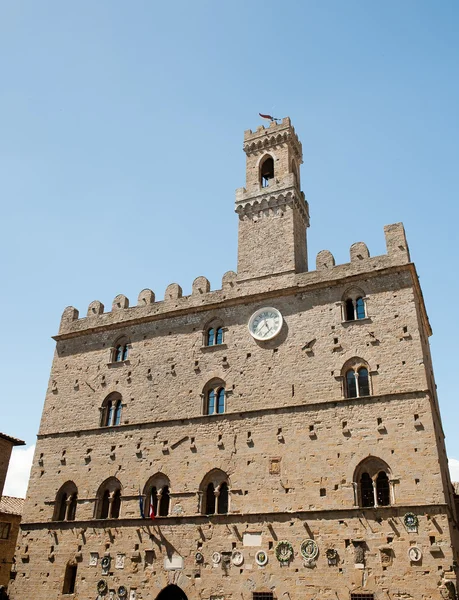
<box><xmin>235</xmin><ymin>117</ymin><xmax>310</xmax><ymax>280</ymax></box>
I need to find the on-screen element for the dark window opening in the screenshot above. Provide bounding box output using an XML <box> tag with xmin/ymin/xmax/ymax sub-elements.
<box><xmin>100</xmin><ymin>490</ymin><xmax>110</xmax><ymax>519</ymax></box>
<box><xmin>0</xmin><ymin>522</ymin><xmax>11</xmax><ymax>540</ymax></box>
<box><xmin>63</xmin><ymin>563</ymin><xmax>77</xmax><ymax>595</ymax></box>
<box><xmin>207</xmin><ymin>328</ymin><xmax>215</xmax><ymax>346</ymax></box>
<box><xmin>260</xmin><ymin>156</ymin><xmax>274</xmax><ymax>188</ymax></box>
<box><xmin>345</xmin><ymin>299</ymin><xmax>355</xmax><ymax>321</ymax></box>
<box><xmin>159</xmin><ymin>486</ymin><xmax>170</xmax><ymax>516</ymax></box>
<box><xmin>351</xmin><ymin>595</ymin><xmax>374</xmax><ymax>600</ymax></box>
<box><xmin>376</xmin><ymin>471</ymin><xmax>390</xmax><ymax>506</ymax></box>
<box><xmin>111</xmin><ymin>489</ymin><xmax>121</xmax><ymax>518</ymax></box>
<box><xmin>217</xmin><ymin>482</ymin><xmax>229</xmax><ymax>514</ymax></box>
<box><xmin>253</xmin><ymin>593</ymin><xmax>274</xmax><ymax>600</ymax></box>
<box><xmin>360</xmin><ymin>472</ymin><xmax>374</xmax><ymax>507</ymax></box>
<box><xmin>58</xmin><ymin>493</ymin><xmax>68</xmax><ymax>521</ymax></box>
<box><xmin>206</xmin><ymin>483</ymin><xmax>216</xmax><ymax>515</ymax></box>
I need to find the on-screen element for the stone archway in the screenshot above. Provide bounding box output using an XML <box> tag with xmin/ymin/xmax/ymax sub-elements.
<box><xmin>155</xmin><ymin>585</ymin><xmax>188</xmax><ymax>600</ymax></box>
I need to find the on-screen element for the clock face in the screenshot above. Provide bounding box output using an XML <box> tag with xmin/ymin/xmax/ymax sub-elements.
<box><xmin>248</xmin><ymin>307</ymin><xmax>283</xmax><ymax>340</ymax></box>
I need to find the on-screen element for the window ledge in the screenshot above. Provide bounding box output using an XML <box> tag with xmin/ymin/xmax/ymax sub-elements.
<box><xmin>200</xmin><ymin>344</ymin><xmax>228</xmax><ymax>352</ymax></box>
<box><xmin>341</xmin><ymin>318</ymin><xmax>371</xmax><ymax>326</ymax></box>
<box><xmin>107</xmin><ymin>360</ymin><xmax>130</xmax><ymax>367</ymax></box>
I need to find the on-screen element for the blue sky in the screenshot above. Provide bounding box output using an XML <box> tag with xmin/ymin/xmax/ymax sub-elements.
<box><xmin>2</xmin><ymin>1</ymin><xmax>459</xmax><ymax>495</ymax></box>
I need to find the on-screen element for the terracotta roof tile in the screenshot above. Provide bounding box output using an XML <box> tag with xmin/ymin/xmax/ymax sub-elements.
<box><xmin>0</xmin><ymin>432</ymin><xmax>25</xmax><ymax>446</ymax></box>
<box><xmin>0</xmin><ymin>496</ymin><xmax>24</xmax><ymax>516</ymax></box>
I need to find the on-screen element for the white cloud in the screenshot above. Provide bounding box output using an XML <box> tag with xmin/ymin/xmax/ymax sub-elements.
<box><xmin>449</xmin><ymin>458</ymin><xmax>459</xmax><ymax>484</ymax></box>
<box><xmin>3</xmin><ymin>444</ymin><xmax>35</xmax><ymax>499</ymax></box>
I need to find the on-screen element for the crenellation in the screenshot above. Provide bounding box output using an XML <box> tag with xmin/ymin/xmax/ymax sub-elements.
<box><xmin>87</xmin><ymin>300</ymin><xmax>104</xmax><ymax>316</ymax></box>
<box><xmin>138</xmin><ymin>289</ymin><xmax>155</xmax><ymax>306</ymax></box>
<box><xmin>112</xmin><ymin>294</ymin><xmax>129</xmax><ymax>311</ymax></box>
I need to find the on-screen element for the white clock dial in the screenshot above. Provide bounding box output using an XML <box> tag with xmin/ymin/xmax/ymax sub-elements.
<box><xmin>248</xmin><ymin>307</ymin><xmax>283</xmax><ymax>341</ymax></box>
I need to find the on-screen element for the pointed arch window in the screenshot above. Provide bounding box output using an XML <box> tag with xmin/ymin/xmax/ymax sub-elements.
<box><xmin>204</xmin><ymin>320</ymin><xmax>225</xmax><ymax>347</ymax></box>
<box><xmin>101</xmin><ymin>393</ymin><xmax>123</xmax><ymax>427</ymax></box>
<box><xmin>354</xmin><ymin>457</ymin><xmax>393</xmax><ymax>508</ymax></box>
<box><xmin>260</xmin><ymin>155</ymin><xmax>274</xmax><ymax>188</ymax></box>
<box><xmin>143</xmin><ymin>474</ymin><xmax>171</xmax><ymax>518</ymax></box>
<box><xmin>95</xmin><ymin>478</ymin><xmax>122</xmax><ymax>519</ymax></box>
<box><xmin>54</xmin><ymin>482</ymin><xmax>78</xmax><ymax>521</ymax></box>
<box><xmin>200</xmin><ymin>469</ymin><xmax>230</xmax><ymax>515</ymax></box>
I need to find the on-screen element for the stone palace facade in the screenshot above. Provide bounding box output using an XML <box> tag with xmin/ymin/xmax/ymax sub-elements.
<box><xmin>10</xmin><ymin>118</ymin><xmax>459</xmax><ymax>600</ymax></box>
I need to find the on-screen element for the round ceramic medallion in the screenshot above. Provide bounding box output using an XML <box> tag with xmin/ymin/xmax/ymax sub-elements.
<box><xmin>101</xmin><ymin>556</ymin><xmax>111</xmax><ymax>570</ymax></box>
<box><xmin>211</xmin><ymin>551</ymin><xmax>221</xmax><ymax>564</ymax></box>
<box><xmin>404</xmin><ymin>513</ymin><xmax>419</xmax><ymax>528</ymax></box>
<box><xmin>255</xmin><ymin>550</ymin><xmax>268</xmax><ymax>566</ymax></box>
<box><xmin>97</xmin><ymin>579</ymin><xmax>108</xmax><ymax>593</ymax></box>
<box><xmin>195</xmin><ymin>552</ymin><xmax>204</xmax><ymax>563</ymax></box>
<box><xmin>300</xmin><ymin>539</ymin><xmax>319</xmax><ymax>561</ymax></box>
<box><xmin>275</xmin><ymin>540</ymin><xmax>294</xmax><ymax>563</ymax></box>
<box><xmin>118</xmin><ymin>586</ymin><xmax>127</xmax><ymax>598</ymax></box>
<box><xmin>408</xmin><ymin>546</ymin><xmax>422</xmax><ymax>562</ymax></box>
<box><xmin>232</xmin><ymin>550</ymin><xmax>244</xmax><ymax>566</ymax></box>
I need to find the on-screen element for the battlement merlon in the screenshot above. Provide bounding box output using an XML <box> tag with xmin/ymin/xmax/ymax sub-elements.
<box><xmin>55</xmin><ymin>223</ymin><xmax>431</xmax><ymax>340</ymax></box>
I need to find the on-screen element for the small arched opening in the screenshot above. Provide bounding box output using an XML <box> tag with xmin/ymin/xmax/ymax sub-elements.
<box><xmin>260</xmin><ymin>155</ymin><xmax>274</xmax><ymax>188</ymax></box>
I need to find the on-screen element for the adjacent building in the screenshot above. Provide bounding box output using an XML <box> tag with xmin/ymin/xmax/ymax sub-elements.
<box><xmin>0</xmin><ymin>433</ymin><xmax>25</xmax><ymax>589</ymax></box>
<box><xmin>10</xmin><ymin>118</ymin><xmax>459</xmax><ymax>600</ymax></box>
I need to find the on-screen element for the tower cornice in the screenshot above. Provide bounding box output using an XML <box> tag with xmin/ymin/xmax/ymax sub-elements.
<box><xmin>235</xmin><ymin>186</ymin><xmax>310</xmax><ymax>226</ymax></box>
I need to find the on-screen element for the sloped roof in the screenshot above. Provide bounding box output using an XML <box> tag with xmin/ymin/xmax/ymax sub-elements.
<box><xmin>0</xmin><ymin>496</ymin><xmax>24</xmax><ymax>516</ymax></box>
<box><xmin>0</xmin><ymin>432</ymin><xmax>25</xmax><ymax>446</ymax></box>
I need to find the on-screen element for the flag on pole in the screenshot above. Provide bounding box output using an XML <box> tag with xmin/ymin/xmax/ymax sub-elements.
<box><xmin>138</xmin><ymin>489</ymin><xmax>145</xmax><ymax>519</ymax></box>
<box><xmin>259</xmin><ymin>113</ymin><xmax>274</xmax><ymax>121</ymax></box>
<box><xmin>149</xmin><ymin>491</ymin><xmax>156</xmax><ymax>520</ymax></box>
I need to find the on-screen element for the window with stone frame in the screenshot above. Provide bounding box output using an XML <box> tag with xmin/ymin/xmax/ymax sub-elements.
<box><xmin>112</xmin><ymin>336</ymin><xmax>129</xmax><ymax>363</ymax></box>
<box><xmin>354</xmin><ymin>457</ymin><xmax>392</xmax><ymax>508</ymax></box>
<box><xmin>100</xmin><ymin>392</ymin><xmax>123</xmax><ymax>427</ymax></box>
<box><xmin>342</xmin><ymin>358</ymin><xmax>371</xmax><ymax>398</ymax></box>
<box><xmin>200</xmin><ymin>469</ymin><xmax>230</xmax><ymax>515</ymax></box>
<box><xmin>95</xmin><ymin>477</ymin><xmax>122</xmax><ymax>519</ymax></box>
<box><xmin>0</xmin><ymin>521</ymin><xmax>11</xmax><ymax>539</ymax></box>
<box><xmin>203</xmin><ymin>380</ymin><xmax>226</xmax><ymax>415</ymax></box>
<box><xmin>53</xmin><ymin>481</ymin><xmax>78</xmax><ymax>521</ymax></box>
<box><xmin>143</xmin><ymin>473</ymin><xmax>171</xmax><ymax>517</ymax></box>
<box><xmin>342</xmin><ymin>287</ymin><xmax>367</xmax><ymax>321</ymax></box>
<box><xmin>203</xmin><ymin>318</ymin><xmax>225</xmax><ymax>347</ymax></box>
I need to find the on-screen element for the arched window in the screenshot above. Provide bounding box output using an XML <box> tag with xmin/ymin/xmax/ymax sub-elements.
<box><xmin>260</xmin><ymin>155</ymin><xmax>274</xmax><ymax>188</ymax></box>
<box><xmin>354</xmin><ymin>457</ymin><xmax>392</xmax><ymax>508</ymax></box>
<box><xmin>343</xmin><ymin>359</ymin><xmax>371</xmax><ymax>398</ymax></box>
<box><xmin>200</xmin><ymin>469</ymin><xmax>230</xmax><ymax>515</ymax></box>
<box><xmin>204</xmin><ymin>321</ymin><xmax>224</xmax><ymax>347</ymax></box>
<box><xmin>62</xmin><ymin>561</ymin><xmax>78</xmax><ymax>595</ymax></box>
<box><xmin>95</xmin><ymin>477</ymin><xmax>122</xmax><ymax>519</ymax></box>
<box><xmin>143</xmin><ymin>473</ymin><xmax>171</xmax><ymax>518</ymax></box>
<box><xmin>203</xmin><ymin>380</ymin><xmax>226</xmax><ymax>415</ymax></box>
<box><xmin>53</xmin><ymin>482</ymin><xmax>78</xmax><ymax>522</ymax></box>
<box><xmin>342</xmin><ymin>288</ymin><xmax>367</xmax><ymax>321</ymax></box>
<box><xmin>112</xmin><ymin>337</ymin><xmax>129</xmax><ymax>362</ymax></box>
<box><xmin>100</xmin><ymin>393</ymin><xmax>123</xmax><ymax>427</ymax></box>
